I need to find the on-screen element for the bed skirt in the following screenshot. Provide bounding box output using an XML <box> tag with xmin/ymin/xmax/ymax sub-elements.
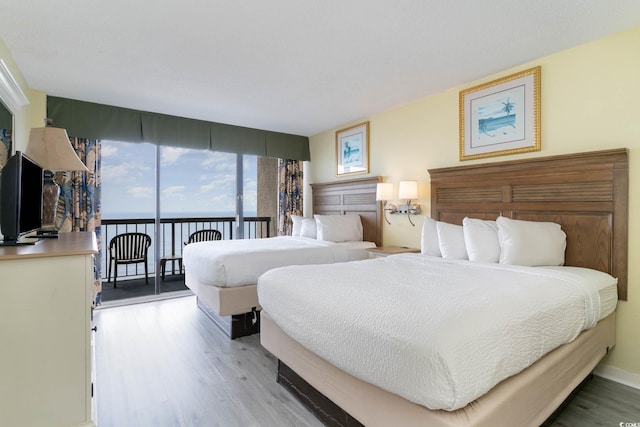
<box><xmin>260</xmin><ymin>311</ymin><xmax>616</xmax><ymax>427</ymax></box>
<box><xmin>185</xmin><ymin>269</ymin><xmax>260</xmax><ymax>316</ymax></box>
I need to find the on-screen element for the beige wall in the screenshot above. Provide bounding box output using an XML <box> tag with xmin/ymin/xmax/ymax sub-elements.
<box><xmin>307</xmin><ymin>26</ymin><xmax>640</xmax><ymax>377</ymax></box>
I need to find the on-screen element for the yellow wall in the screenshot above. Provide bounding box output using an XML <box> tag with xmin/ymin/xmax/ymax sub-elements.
<box><xmin>307</xmin><ymin>25</ymin><xmax>640</xmax><ymax>377</ymax></box>
<box><xmin>0</xmin><ymin>37</ymin><xmax>47</xmax><ymax>151</ymax></box>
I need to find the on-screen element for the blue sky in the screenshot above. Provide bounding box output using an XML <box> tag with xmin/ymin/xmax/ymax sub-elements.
<box><xmin>101</xmin><ymin>141</ymin><xmax>257</xmax><ymax>218</ymax></box>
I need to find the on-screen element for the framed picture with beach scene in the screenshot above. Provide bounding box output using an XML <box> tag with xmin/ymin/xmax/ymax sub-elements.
<box><xmin>459</xmin><ymin>66</ymin><xmax>541</xmax><ymax>161</ymax></box>
<box><xmin>336</xmin><ymin>121</ymin><xmax>369</xmax><ymax>176</ymax></box>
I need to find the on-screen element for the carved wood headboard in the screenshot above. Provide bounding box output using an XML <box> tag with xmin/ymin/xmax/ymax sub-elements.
<box><xmin>311</xmin><ymin>177</ymin><xmax>383</xmax><ymax>247</ymax></box>
<box><xmin>429</xmin><ymin>149</ymin><xmax>628</xmax><ymax>300</ymax></box>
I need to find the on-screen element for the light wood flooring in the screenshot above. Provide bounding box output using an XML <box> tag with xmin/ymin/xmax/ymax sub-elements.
<box><xmin>95</xmin><ymin>296</ymin><xmax>640</xmax><ymax>427</ymax></box>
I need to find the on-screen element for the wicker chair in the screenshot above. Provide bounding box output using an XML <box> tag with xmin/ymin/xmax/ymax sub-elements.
<box><xmin>107</xmin><ymin>232</ymin><xmax>152</xmax><ymax>288</ymax></box>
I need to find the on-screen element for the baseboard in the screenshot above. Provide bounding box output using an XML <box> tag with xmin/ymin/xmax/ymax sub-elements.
<box><xmin>97</xmin><ymin>290</ymin><xmax>193</xmax><ymax>309</ymax></box>
<box><xmin>594</xmin><ymin>363</ymin><xmax>640</xmax><ymax>391</ymax></box>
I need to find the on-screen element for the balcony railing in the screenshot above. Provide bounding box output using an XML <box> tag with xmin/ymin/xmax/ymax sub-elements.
<box><xmin>101</xmin><ymin>216</ymin><xmax>271</xmax><ymax>281</ymax></box>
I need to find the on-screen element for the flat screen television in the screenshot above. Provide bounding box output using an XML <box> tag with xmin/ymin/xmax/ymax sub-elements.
<box><xmin>0</xmin><ymin>151</ymin><xmax>43</xmax><ymax>244</ymax></box>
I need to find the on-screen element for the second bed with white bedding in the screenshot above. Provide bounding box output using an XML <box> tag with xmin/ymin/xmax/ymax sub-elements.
<box><xmin>257</xmin><ymin>254</ymin><xmax>617</xmax><ymax>411</ymax></box>
<box><xmin>183</xmin><ymin>236</ymin><xmax>375</xmax><ymax>288</ymax></box>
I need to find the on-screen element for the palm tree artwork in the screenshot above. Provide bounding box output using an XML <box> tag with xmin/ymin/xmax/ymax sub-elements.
<box><xmin>478</xmin><ymin>97</ymin><xmax>517</xmax><ymax>138</ymax></box>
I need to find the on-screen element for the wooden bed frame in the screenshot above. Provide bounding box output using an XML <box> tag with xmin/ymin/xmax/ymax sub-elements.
<box><xmin>311</xmin><ymin>176</ymin><xmax>383</xmax><ymax>247</ymax></box>
<box><xmin>429</xmin><ymin>148</ymin><xmax>628</xmax><ymax>300</ymax></box>
<box><xmin>261</xmin><ymin>149</ymin><xmax>628</xmax><ymax>426</ymax></box>
<box><xmin>185</xmin><ymin>176</ymin><xmax>383</xmax><ymax>338</ymax></box>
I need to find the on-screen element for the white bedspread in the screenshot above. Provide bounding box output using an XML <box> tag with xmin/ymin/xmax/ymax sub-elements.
<box><xmin>257</xmin><ymin>254</ymin><xmax>617</xmax><ymax>411</ymax></box>
<box><xmin>183</xmin><ymin>236</ymin><xmax>374</xmax><ymax>287</ymax></box>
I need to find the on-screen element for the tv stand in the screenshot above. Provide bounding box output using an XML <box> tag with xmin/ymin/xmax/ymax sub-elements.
<box><xmin>0</xmin><ymin>240</ymin><xmax>35</xmax><ymax>246</ymax></box>
<box><xmin>0</xmin><ymin>232</ymin><xmax>98</xmax><ymax>427</ymax></box>
<box><xmin>0</xmin><ymin>237</ymin><xmax>41</xmax><ymax>246</ymax></box>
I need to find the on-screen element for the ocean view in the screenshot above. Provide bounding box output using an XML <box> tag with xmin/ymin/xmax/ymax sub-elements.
<box><xmin>99</xmin><ymin>211</ymin><xmax>266</xmax><ymax>281</ymax></box>
<box><xmin>102</xmin><ymin>210</ymin><xmax>256</xmax><ymax>220</ymax></box>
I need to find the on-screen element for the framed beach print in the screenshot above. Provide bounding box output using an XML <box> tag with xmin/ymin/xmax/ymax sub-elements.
<box><xmin>459</xmin><ymin>66</ymin><xmax>540</xmax><ymax>161</ymax></box>
<box><xmin>336</xmin><ymin>121</ymin><xmax>369</xmax><ymax>176</ymax></box>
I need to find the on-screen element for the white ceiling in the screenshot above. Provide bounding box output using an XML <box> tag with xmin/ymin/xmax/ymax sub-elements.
<box><xmin>1</xmin><ymin>1</ymin><xmax>639</xmax><ymax>137</ymax></box>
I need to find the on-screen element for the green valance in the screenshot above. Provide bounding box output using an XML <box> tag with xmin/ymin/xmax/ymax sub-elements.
<box><xmin>47</xmin><ymin>96</ymin><xmax>310</xmax><ymax>160</ymax></box>
<box><xmin>0</xmin><ymin>102</ymin><xmax>13</xmax><ymax>130</ymax></box>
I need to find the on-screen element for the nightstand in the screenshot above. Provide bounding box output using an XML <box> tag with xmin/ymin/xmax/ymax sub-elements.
<box><xmin>367</xmin><ymin>246</ymin><xmax>420</xmax><ymax>258</ymax></box>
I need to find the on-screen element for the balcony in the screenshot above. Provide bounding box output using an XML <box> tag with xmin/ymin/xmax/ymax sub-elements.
<box><xmin>99</xmin><ymin>216</ymin><xmax>271</xmax><ymax>303</ymax></box>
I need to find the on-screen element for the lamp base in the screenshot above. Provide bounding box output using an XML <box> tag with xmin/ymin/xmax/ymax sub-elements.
<box><xmin>41</xmin><ymin>170</ymin><xmax>60</xmax><ymax>228</ymax></box>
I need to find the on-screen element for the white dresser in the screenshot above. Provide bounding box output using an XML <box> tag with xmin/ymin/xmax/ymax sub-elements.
<box><xmin>0</xmin><ymin>232</ymin><xmax>98</xmax><ymax>427</ymax></box>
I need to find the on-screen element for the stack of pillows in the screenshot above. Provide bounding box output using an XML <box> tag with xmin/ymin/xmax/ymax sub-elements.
<box><xmin>422</xmin><ymin>216</ymin><xmax>567</xmax><ymax>266</ymax></box>
<box><xmin>291</xmin><ymin>214</ymin><xmax>363</xmax><ymax>242</ymax></box>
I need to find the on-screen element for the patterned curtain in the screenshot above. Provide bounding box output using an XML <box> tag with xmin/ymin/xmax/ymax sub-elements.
<box><xmin>54</xmin><ymin>138</ymin><xmax>103</xmax><ymax>305</ymax></box>
<box><xmin>0</xmin><ymin>129</ymin><xmax>11</xmax><ymax>171</ymax></box>
<box><xmin>277</xmin><ymin>159</ymin><xmax>303</xmax><ymax>235</ymax></box>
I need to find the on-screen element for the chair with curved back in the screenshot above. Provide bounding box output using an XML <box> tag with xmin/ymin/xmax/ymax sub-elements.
<box><xmin>107</xmin><ymin>232</ymin><xmax>152</xmax><ymax>288</ymax></box>
<box><xmin>187</xmin><ymin>229</ymin><xmax>222</xmax><ymax>244</ymax></box>
<box><xmin>160</xmin><ymin>229</ymin><xmax>222</xmax><ymax>280</ymax></box>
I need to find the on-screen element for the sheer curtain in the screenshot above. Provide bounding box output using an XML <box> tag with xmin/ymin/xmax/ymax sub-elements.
<box><xmin>55</xmin><ymin>137</ymin><xmax>103</xmax><ymax>305</ymax></box>
<box><xmin>277</xmin><ymin>159</ymin><xmax>303</xmax><ymax>236</ymax></box>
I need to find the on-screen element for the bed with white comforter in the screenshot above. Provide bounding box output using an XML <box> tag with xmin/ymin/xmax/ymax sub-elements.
<box><xmin>257</xmin><ymin>254</ymin><xmax>617</xmax><ymax>411</ymax></box>
<box><xmin>183</xmin><ymin>236</ymin><xmax>374</xmax><ymax>288</ymax></box>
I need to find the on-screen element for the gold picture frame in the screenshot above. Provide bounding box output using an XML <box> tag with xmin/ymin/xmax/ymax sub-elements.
<box><xmin>336</xmin><ymin>121</ymin><xmax>369</xmax><ymax>176</ymax></box>
<box><xmin>459</xmin><ymin>66</ymin><xmax>541</xmax><ymax>161</ymax></box>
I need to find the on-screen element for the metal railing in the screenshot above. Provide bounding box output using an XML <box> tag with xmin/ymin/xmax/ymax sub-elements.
<box><xmin>101</xmin><ymin>216</ymin><xmax>271</xmax><ymax>281</ymax></box>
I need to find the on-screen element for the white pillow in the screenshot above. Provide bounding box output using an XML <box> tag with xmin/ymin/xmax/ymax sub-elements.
<box><xmin>300</xmin><ymin>218</ymin><xmax>317</xmax><ymax>239</ymax></box>
<box><xmin>463</xmin><ymin>218</ymin><xmax>500</xmax><ymax>263</ymax></box>
<box><xmin>496</xmin><ymin>217</ymin><xmax>566</xmax><ymax>266</ymax></box>
<box><xmin>436</xmin><ymin>221</ymin><xmax>468</xmax><ymax>260</ymax></box>
<box><xmin>291</xmin><ymin>215</ymin><xmax>303</xmax><ymax>237</ymax></box>
<box><xmin>421</xmin><ymin>217</ymin><xmax>441</xmax><ymax>256</ymax></box>
<box><xmin>313</xmin><ymin>214</ymin><xmax>363</xmax><ymax>242</ymax></box>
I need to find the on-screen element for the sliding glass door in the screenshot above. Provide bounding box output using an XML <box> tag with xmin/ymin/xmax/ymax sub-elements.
<box><xmin>100</xmin><ymin>141</ymin><xmax>277</xmax><ymax>303</ymax></box>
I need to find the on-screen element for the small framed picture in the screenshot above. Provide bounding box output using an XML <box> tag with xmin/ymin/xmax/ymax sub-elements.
<box><xmin>336</xmin><ymin>121</ymin><xmax>369</xmax><ymax>176</ymax></box>
<box><xmin>459</xmin><ymin>66</ymin><xmax>541</xmax><ymax>161</ymax></box>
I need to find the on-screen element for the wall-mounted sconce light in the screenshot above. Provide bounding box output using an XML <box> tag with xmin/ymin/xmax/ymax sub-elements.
<box><xmin>375</xmin><ymin>182</ymin><xmax>396</xmax><ymax>225</ymax></box>
<box><xmin>397</xmin><ymin>180</ymin><xmax>421</xmax><ymax>226</ymax></box>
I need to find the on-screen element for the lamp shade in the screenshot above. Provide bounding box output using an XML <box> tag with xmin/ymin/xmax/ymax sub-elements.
<box><xmin>398</xmin><ymin>180</ymin><xmax>418</xmax><ymax>200</ymax></box>
<box><xmin>25</xmin><ymin>127</ymin><xmax>89</xmax><ymax>171</ymax></box>
<box><xmin>375</xmin><ymin>182</ymin><xmax>393</xmax><ymax>201</ymax></box>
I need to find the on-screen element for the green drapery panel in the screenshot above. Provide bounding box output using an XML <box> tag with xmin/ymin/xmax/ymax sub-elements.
<box><xmin>48</xmin><ymin>97</ymin><xmax>143</xmax><ymax>142</ymax></box>
<box><xmin>210</xmin><ymin>122</ymin><xmax>266</xmax><ymax>156</ymax></box>
<box><xmin>47</xmin><ymin>96</ymin><xmax>310</xmax><ymax>160</ymax></box>
<box><xmin>0</xmin><ymin>103</ymin><xmax>11</xmax><ymax>130</ymax></box>
<box><xmin>141</xmin><ymin>112</ymin><xmax>210</xmax><ymax>149</ymax></box>
<box><xmin>266</xmin><ymin>131</ymin><xmax>310</xmax><ymax>160</ymax></box>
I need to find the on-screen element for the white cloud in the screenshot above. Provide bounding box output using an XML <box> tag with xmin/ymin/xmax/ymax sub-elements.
<box><xmin>162</xmin><ymin>185</ymin><xmax>186</xmax><ymax>200</ymax></box>
<box><xmin>202</xmin><ymin>152</ymin><xmax>236</xmax><ymax>172</ymax></box>
<box><xmin>161</xmin><ymin>147</ymin><xmax>189</xmax><ymax>166</ymax></box>
<box><xmin>102</xmin><ymin>162</ymin><xmax>141</xmax><ymax>183</ymax></box>
<box><xmin>127</xmin><ymin>186</ymin><xmax>154</xmax><ymax>199</ymax></box>
<box><xmin>101</xmin><ymin>145</ymin><xmax>118</xmax><ymax>158</ymax></box>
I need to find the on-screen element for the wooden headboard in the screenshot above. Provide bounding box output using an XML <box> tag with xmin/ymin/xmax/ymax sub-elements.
<box><xmin>429</xmin><ymin>149</ymin><xmax>628</xmax><ymax>300</ymax></box>
<box><xmin>311</xmin><ymin>177</ymin><xmax>383</xmax><ymax>247</ymax></box>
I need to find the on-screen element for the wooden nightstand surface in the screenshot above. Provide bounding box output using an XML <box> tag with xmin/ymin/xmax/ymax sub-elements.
<box><xmin>367</xmin><ymin>246</ymin><xmax>420</xmax><ymax>257</ymax></box>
